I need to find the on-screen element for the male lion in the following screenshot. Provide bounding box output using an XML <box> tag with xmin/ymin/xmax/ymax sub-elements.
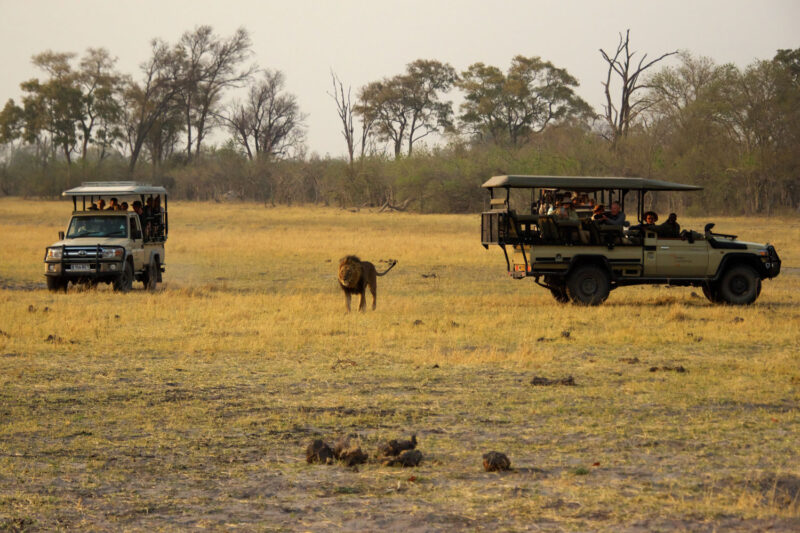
<box><xmin>337</xmin><ymin>255</ymin><xmax>397</xmax><ymax>312</ymax></box>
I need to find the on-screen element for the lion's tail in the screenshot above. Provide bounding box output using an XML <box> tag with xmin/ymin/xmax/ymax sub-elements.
<box><xmin>376</xmin><ymin>260</ymin><xmax>397</xmax><ymax>276</ymax></box>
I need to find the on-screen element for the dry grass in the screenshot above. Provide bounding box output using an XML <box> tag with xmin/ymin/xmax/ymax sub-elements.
<box><xmin>0</xmin><ymin>198</ymin><xmax>798</xmax><ymax>531</ymax></box>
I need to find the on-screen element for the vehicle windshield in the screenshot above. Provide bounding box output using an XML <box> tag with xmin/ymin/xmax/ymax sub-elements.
<box><xmin>66</xmin><ymin>216</ymin><xmax>128</xmax><ymax>238</ymax></box>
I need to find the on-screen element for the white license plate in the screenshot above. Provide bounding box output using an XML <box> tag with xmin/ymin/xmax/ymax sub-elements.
<box><xmin>71</xmin><ymin>264</ymin><xmax>92</xmax><ymax>271</ymax></box>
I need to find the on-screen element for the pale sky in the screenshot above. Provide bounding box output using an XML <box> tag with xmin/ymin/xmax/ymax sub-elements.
<box><xmin>1</xmin><ymin>0</ymin><xmax>797</xmax><ymax>158</ymax></box>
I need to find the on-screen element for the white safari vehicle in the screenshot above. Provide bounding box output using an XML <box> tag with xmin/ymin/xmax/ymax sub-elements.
<box><xmin>44</xmin><ymin>182</ymin><xmax>168</xmax><ymax>292</ymax></box>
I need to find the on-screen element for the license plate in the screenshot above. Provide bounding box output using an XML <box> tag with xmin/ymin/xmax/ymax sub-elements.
<box><xmin>71</xmin><ymin>264</ymin><xmax>92</xmax><ymax>271</ymax></box>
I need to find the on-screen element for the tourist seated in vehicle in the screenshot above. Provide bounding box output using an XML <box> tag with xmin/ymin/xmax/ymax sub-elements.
<box><xmin>120</xmin><ymin>201</ymin><xmax>129</xmax><ymax>211</ymax></box>
<box><xmin>630</xmin><ymin>211</ymin><xmax>658</xmax><ymax>233</ymax></box>
<box><xmin>592</xmin><ymin>204</ymin><xmax>606</xmax><ymax>221</ymax></box>
<box><xmin>108</xmin><ymin>197</ymin><xmax>120</xmax><ymax>211</ymax></box>
<box><xmin>98</xmin><ymin>199</ymin><xmax>106</xmax><ymax>210</ymax></box>
<box><xmin>656</xmin><ymin>213</ymin><xmax>680</xmax><ymax>238</ymax></box>
<box><xmin>595</xmin><ymin>201</ymin><xmax>627</xmax><ymax>226</ymax></box>
<box><xmin>559</xmin><ymin>200</ymin><xmax>580</xmax><ymax>221</ymax></box>
<box><xmin>88</xmin><ymin>202</ymin><xmax>99</xmax><ymax>211</ymax></box>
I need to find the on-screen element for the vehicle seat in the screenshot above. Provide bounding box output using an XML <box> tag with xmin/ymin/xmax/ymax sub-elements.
<box><xmin>538</xmin><ymin>215</ymin><xmax>560</xmax><ymax>243</ymax></box>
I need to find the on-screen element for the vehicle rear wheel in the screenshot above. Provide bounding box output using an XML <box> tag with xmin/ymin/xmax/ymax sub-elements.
<box><xmin>718</xmin><ymin>265</ymin><xmax>760</xmax><ymax>305</ymax></box>
<box><xmin>113</xmin><ymin>261</ymin><xmax>133</xmax><ymax>293</ymax></box>
<box><xmin>46</xmin><ymin>276</ymin><xmax>68</xmax><ymax>293</ymax></box>
<box><xmin>701</xmin><ymin>283</ymin><xmax>722</xmax><ymax>304</ymax></box>
<box><xmin>566</xmin><ymin>265</ymin><xmax>610</xmax><ymax>306</ymax></box>
<box><xmin>144</xmin><ymin>258</ymin><xmax>160</xmax><ymax>292</ymax></box>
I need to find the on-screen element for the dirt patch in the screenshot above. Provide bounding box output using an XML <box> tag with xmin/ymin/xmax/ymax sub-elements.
<box><xmin>649</xmin><ymin>365</ymin><xmax>687</xmax><ymax>373</ymax></box>
<box><xmin>531</xmin><ymin>375</ymin><xmax>575</xmax><ymax>386</ymax></box>
<box><xmin>759</xmin><ymin>474</ymin><xmax>800</xmax><ymax>510</ymax></box>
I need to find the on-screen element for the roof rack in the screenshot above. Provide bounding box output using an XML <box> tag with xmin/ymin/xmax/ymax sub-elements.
<box><xmin>482</xmin><ymin>175</ymin><xmax>702</xmax><ymax>192</ymax></box>
<box><xmin>62</xmin><ymin>182</ymin><xmax>168</xmax><ymax>197</ymax></box>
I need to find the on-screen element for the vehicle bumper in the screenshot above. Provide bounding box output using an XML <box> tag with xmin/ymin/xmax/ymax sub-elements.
<box><xmin>765</xmin><ymin>245</ymin><xmax>781</xmax><ymax>278</ymax></box>
<box><xmin>44</xmin><ymin>260</ymin><xmax>124</xmax><ymax>280</ymax></box>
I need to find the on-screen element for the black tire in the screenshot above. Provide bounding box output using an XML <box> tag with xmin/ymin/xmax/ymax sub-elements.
<box><xmin>718</xmin><ymin>265</ymin><xmax>760</xmax><ymax>305</ymax></box>
<box><xmin>701</xmin><ymin>283</ymin><xmax>722</xmax><ymax>304</ymax></box>
<box><xmin>566</xmin><ymin>265</ymin><xmax>610</xmax><ymax>306</ymax></box>
<box><xmin>113</xmin><ymin>261</ymin><xmax>134</xmax><ymax>293</ymax></box>
<box><xmin>46</xmin><ymin>276</ymin><xmax>68</xmax><ymax>293</ymax></box>
<box><xmin>144</xmin><ymin>258</ymin><xmax>160</xmax><ymax>292</ymax></box>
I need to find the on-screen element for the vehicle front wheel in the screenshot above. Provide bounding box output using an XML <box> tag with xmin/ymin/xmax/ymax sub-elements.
<box><xmin>113</xmin><ymin>261</ymin><xmax>133</xmax><ymax>293</ymax></box>
<box><xmin>46</xmin><ymin>276</ymin><xmax>68</xmax><ymax>293</ymax></box>
<box><xmin>718</xmin><ymin>265</ymin><xmax>760</xmax><ymax>305</ymax></box>
<box><xmin>566</xmin><ymin>265</ymin><xmax>610</xmax><ymax>306</ymax></box>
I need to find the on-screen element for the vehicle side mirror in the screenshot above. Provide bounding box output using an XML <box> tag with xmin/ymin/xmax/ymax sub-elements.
<box><xmin>704</xmin><ymin>223</ymin><xmax>715</xmax><ymax>235</ymax></box>
<box><xmin>58</xmin><ymin>231</ymin><xmax>65</xmax><ymax>240</ymax></box>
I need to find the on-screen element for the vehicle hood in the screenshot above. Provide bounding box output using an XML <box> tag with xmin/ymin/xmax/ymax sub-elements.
<box><xmin>48</xmin><ymin>237</ymin><xmax>130</xmax><ymax>248</ymax></box>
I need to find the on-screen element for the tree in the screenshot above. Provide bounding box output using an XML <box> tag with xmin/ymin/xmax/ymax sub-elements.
<box><xmin>76</xmin><ymin>48</ymin><xmax>125</xmax><ymax>160</ymax></box>
<box><xmin>356</xmin><ymin>59</ymin><xmax>456</xmax><ymax>158</ymax></box>
<box><xmin>600</xmin><ymin>30</ymin><xmax>677</xmax><ymax>144</ymax></box>
<box><xmin>122</xmin><ymin>39</ymin><xmax>184</xmax><ymax>173</ymax></box>
<box><xmin>458</xmin><ymin>55</ymin><xmax>591</xmax><ymax>146</ymax></box>
<box><xmin>0</xmin><ymin>52</ymin><xmax>85</xmax><ymax>165</ymax></box>
<box><xmin>218</xmin><ymin>70</ymin><xmax>306</xmax><ymax>160</ymax></box>
<box><xmin>174</xmin><ymin>26</ymin><xmax>254</xmax><ymax>163</ymax></box>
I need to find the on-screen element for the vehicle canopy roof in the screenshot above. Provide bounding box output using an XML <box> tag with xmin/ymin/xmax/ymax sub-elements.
<box><xmin>482</xmin><ymin>175</ymin><xmax>702</xmax><ymax>192</ymax></box>
<box><xmin>62</xmin><ymin>181</ymin><xmax>167</xmax><ymax>197</ymax></box>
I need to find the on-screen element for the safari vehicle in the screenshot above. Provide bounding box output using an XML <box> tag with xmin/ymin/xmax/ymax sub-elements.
<box><xmin>44</xmin><ymin>182</ymin><xmax>168</xmax><ymax>292</ymax></box>
<box><xmin>480</xmin><ymin>175</ymin><xmax>781</xmax><ymax>305</ymax></box>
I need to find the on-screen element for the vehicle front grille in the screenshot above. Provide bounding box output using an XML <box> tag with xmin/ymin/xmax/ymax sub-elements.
<box><xmin>64</xmin><ymin>246</ymin><xmax>100</xmax><ymax>260</ymax></box>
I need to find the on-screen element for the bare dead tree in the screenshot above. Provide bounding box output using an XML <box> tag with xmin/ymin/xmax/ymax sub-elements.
<box><xmin>328</xmin><ymin>71</ymin><xmax>355</xmax><ymax>165</ymax></box>
<box><xmin>600</xmin><ymin>30</ymin><xmax>677</xmax><ymax>144</ymax></box>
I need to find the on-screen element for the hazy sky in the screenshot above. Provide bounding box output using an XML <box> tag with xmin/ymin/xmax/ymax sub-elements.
<box><xmin>1</xmin><ymin>0</ymin><xmax>797</xmax><ymax>157</ymax></box>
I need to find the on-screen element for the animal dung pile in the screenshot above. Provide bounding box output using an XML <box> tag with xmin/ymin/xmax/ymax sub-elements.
<box><xmin>306</xmin><ymin>436</ymin><xmax>368</xmax><ymax>466</ymax></box>
<box><xmin>482</xmin><ymin>451</ymin><xmax>511</xmax><ymax>472</ymax></box>
<box><xmin>379</xmin><ymin>434</ymin><xmax>422</xmax><ymax>467</ymax></box>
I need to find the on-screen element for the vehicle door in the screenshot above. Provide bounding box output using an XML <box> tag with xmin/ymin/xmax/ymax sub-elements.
<box><xmin>642</xmin><ymin>230</ymin><xmax>658</xmax><ymax>276</ymax></box>
<box><xmin>655</xmin><ymin>237</ymin><xmax>709</xmax><ymax>277</ymax></box>
<box><xmin>129</xmin><ymin>215</ymin><xmax>145</xmax><ymax>270</ymax></box>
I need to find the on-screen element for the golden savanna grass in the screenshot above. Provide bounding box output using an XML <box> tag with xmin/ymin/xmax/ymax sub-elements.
<box><xmin>1</xmin><ymin>198</ymin><xmax>798</xmax><ymax>531</ymax></box>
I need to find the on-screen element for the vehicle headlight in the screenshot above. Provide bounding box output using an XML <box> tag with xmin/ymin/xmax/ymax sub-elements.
<box><xmin>101</xmin><ymin>248</ymin><xmax>123</xmax><ymax>259</ymax></box>
<box><xmin>46</xmin><ymin>247</ymin><xmax>63</xmax><ymax>260</ymax></box>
